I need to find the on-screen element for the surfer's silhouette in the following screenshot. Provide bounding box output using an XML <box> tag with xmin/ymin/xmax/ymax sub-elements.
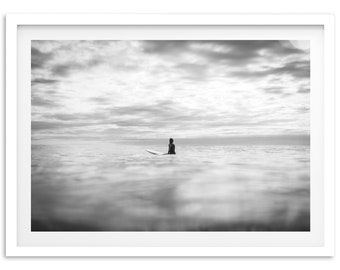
<box><xmin>168</xmin><ymin>138</ymin><xmax>176</xmax><ymax>155</ymax></box>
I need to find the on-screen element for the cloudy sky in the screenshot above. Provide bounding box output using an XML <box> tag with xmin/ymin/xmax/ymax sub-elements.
<box><xmin>31</xmin><ymin>40</ymin><xmax>310</xmax><ymax>142</ymax></box>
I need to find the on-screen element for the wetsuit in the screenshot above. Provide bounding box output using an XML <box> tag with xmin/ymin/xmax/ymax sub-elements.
<box><xmin>168</xmin><ymin>143</ymin><xmax>176</xmax><ymax>154</ymax></box>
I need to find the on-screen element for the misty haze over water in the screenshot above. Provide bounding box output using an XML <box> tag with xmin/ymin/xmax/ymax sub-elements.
<box><xmin>32</xmin><ymin>137</ymin><xmax>310</xmax><ymax>231</ymax></box>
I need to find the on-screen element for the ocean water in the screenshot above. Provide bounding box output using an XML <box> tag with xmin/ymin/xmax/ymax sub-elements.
<box><xmin>31</xmin><ymin>141</ymin><xmax>310</xmax><ymax>231</ymax></box>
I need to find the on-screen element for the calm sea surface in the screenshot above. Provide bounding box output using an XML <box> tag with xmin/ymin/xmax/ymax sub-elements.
<box><xmin>31</xmin><ymin>141</ymin><xmax>310</xmax><ymax>231</ymax></box>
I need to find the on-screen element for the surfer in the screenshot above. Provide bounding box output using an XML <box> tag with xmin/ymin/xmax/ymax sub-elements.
<box><xmin>168</xmin><ymin>138</ymin><xmax>176</xmax><ymax>155</ymax></box>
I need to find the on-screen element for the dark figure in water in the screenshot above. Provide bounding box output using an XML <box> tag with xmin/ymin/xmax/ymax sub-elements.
<box><xmin>168</xmin><ymin>138</ymin><xmax>176</xmax><ymax>154</ymax></box>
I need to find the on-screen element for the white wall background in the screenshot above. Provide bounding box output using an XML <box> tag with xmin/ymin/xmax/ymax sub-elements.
<box><xmin>0</xmin><ymin>0</ymin><xmax>338</xmax><ymax>269</ymax></box>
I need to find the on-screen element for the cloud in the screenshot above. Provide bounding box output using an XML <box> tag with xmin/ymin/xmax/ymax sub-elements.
<box><xmin>205</xmin><ymin>117</ymin><xmax>294</xmax><ymax>128</ymax></box>
<box><xmin>52</xmin><ymin>112</ymin><xmax>107</xmax><ymax>121</ymax></box>
<box><xmin>271</xmin><ymin>60</ymin><xmax>310</xmax><ymax>78</ymax></box>
<box><xmin>142</xmin><ymin>40</ymin><xmax>307</xmax><ymax>66</ymax></box>
<box><xmin>50</xmin><ymin>58</ymin><xmax>103</xmax><ymax>77</ymax></box>
<box><xmin>50</xmin><ymin>64</ymin><xmax>77</xmax><ymax>77</ymax></box>
<box><xmin>41</xmin><ymin>41</ymin><xmax>138</xmax><ymax>77</ymax></box>
<box><xmin>35</xmin><ymin>100</ymin><xmax>213</xmax><ymax>133</ymax></box>
<box><xmin>140</xmin><ymin>40</ymin><xmax>309</xmax><ymax>83</ymax></box>
<box><xmin>32</xmin><ymin>121</ymin><xmax>63</xmax><ymax>130</ymax></box>
<box><xmin>31</xmin><ymin>40</ymin><xmax>310</xmax><ymax>140</ymax></box>
<box><xmin>197</xmin><ymin>41</ymin><xmax>276</xmax><ymax>64</ymax></box>
<box><xmin>229</xmin><ymin>60</ymin><xmax>310</xmax><ymax>79</ymax></box>
<box><xmin>31</xmin><ymin>78</ymin><xmax>59</xmax><ymax>85</ymax></box>
<box><xmin>142</xmin><ymin>41</ymin><xmax>189</xmax><ymax>54</ymax></box>
<box><xmin>262</xmin><ymin>86</ymin><xmax>285</xmax><ymax>94</ymax></box>
<box><xmin>89</xmin><ymin>97</ymin><xmax>111</xmax><ymax>104</ymax></box>
<box><xmin>297</xmin><ymin>86</ymin><xmax>310</xmax><ymax>93</ymax></box>
<box><xmin>107</xmin><ymin>100</ymin><xmax>228</xmax><ymax>132</ymax></box>
<box><xmin>297</xmin><ymin>107</ymin><xmax>309</xmax><ymax>112</ymax></box>
<box><xmin>175</xmin><ymin>63</ymin><xmax>208</xmax><ymax>81</ymax></box>
<box><xmin>111</xmin><ymin>100</ymin><xmax>176</xmax><ymax>118</ymax></box>
<box><xmin>31</xmin><ymin>120</ymin><xmax>105</xmax><ymax>131</ymax></box>
<box><xmin>32</xmin><ymin>96</ymin><xmax>59</xmax><ymax>107</ymax></box>
<box><xmin>31</xmin><ymin>47</ymin><xmax>54</xmax><ymax>69</ymax></box>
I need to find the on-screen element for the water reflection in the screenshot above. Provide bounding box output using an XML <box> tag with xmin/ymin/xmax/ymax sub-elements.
<box><xmin>32</xmin><ymin>143</ymin><xmax>310</xmax><ymax>231</ymax></box>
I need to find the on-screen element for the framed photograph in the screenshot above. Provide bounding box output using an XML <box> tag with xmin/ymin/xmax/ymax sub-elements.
<box><xmin>6</xmin><ymin>14</ymin><xmax>335</xmax><ymax>256</ymax></box>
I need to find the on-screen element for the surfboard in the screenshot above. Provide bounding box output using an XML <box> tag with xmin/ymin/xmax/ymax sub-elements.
<box><xmin>145</xmin><ymin>149</ymin><xmax>167</xmax><ymax>155</ymax></box>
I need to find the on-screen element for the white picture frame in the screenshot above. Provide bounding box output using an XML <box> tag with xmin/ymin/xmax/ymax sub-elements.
<box><xmin>6</xmin><ymin>13</ymin><xmax>335</xmax><ymax>257</ymax></box>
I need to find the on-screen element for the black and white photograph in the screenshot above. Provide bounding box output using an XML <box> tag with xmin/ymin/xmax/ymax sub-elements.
<box><xmin>31</xmin><ymin>40</ymin><xmax>310</xmax><ymax>232</ymax></box>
